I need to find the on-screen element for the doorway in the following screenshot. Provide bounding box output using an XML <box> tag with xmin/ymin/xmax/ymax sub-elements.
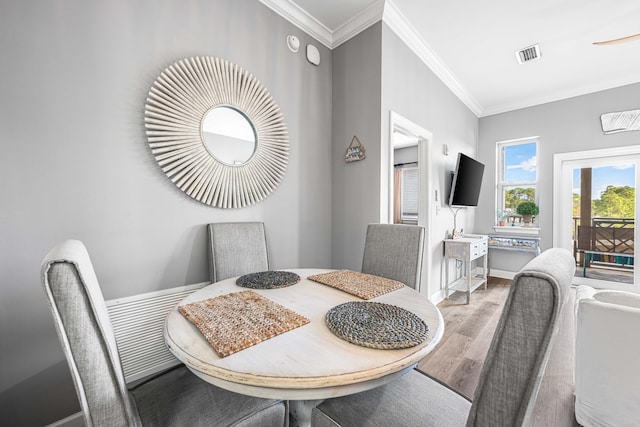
<box><xmin>385</xmin><ymin>111</ymin><xmax>433</xmax><ymax>294</ymax></box>
<box><xmin>554</xmin><ymin>146</ymin><xmax>640</xmax><ymax>290</ymax></box>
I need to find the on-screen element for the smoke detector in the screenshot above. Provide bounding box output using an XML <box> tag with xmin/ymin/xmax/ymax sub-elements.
<box><xmin>515</xmin><ymin>44</ymin><xmax>541</xmax><ymax>64</ymax></box>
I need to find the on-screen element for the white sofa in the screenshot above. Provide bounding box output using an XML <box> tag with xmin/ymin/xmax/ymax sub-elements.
<box><xmin>574</xmin><ymin>285</ymin><xmax>640</xmax><ymax>426</ymax></box>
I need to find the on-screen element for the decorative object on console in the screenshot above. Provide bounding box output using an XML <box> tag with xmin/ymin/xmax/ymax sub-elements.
<box><xmin>145</xmin><ymin>56</ymin><xmax>289</xmax><ymax>208</ymax></box>
<box><xmin>516</xmin><ymin>201</ymin><xmax>539</xmax><ymax>226</ymax></box>
<box><xmin>344</xmin><ymin>135</ymin><xmax>366</xmax><ymax>162</ymax></box>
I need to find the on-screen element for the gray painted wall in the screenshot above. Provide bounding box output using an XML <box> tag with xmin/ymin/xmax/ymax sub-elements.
<box><xmin>381</xmin><ymin>24</ymin><xmax>479</xmax><ymax>299</ymax></box>
<box><xmin>478</xmin><ymin>82</ymin><xmax>640</xmax><ymax>272</ymax></box>
<box><xmin>331</xmin><ymin>24</ymin><xmax>383</xmax><ymax>271</ymax></box>
<box><xmin>0</xmin><ymin>1</ymin><xmax>332</xmax><ymax>424</ymax></box>
<box><xmin>330</xmin><ymin>23</ymin><xmax>480</xmax><ymax>301</ymax></box>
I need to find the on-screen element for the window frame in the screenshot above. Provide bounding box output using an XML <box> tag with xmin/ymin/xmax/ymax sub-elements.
<box><xmin>400</xmin><ymin>165</ymin><xmax>419</xmax><ymax>222</ymax></box>
<box><xmin>496</xmin><ymin>138</ymin><xmax>539</xmax><ymax>224</ymax></box>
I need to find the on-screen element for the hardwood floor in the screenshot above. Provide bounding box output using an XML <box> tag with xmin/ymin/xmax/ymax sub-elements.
<box><xmin>417</xmin><ymin>277</ymin><xmax>580</xmax><ymax>426</ymax></box>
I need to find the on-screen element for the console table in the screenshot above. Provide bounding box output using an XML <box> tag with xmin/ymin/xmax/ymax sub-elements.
<box><xmin>443</xmin><ymin>235</ymin><xmax>488</xmax><ymax>304</ymax></box>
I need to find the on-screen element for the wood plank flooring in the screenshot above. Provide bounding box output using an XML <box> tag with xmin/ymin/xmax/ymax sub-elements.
<box><xmin>417</xmin><ymin>277</ymin><xmax>579</xmax><ymax>426</ymax></box>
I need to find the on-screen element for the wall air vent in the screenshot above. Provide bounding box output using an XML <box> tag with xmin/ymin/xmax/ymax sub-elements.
<box><xmin>515</xmin><ymin>44</ymin><xmax>541</xmax><ymax>64</ymax></box>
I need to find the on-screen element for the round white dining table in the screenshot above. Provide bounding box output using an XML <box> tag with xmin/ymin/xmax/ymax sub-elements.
<box><xmin>164</xmin><ymin>269</ymin><xmax>444</xmax><ymax>426</ymax></box>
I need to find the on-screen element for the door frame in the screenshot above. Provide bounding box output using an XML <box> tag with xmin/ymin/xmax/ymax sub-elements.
<box><xmin>383</xmin><ymin>111</ymin><xmax>433</xmax><ymax>294</ymax></box>
<box><xmin>553</xmin><ymin>145</ymin><xmax>640</xmax><ymax>290</ymax></box>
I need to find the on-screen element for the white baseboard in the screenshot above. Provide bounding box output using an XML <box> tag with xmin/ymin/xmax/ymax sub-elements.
<box><xmin>430</xmin><ymin>290</ymin><xmax>445</xmax><ymax>305</ymax></box>
<box><xmin>47</xmin><ymin>412</ymin><xmax>84</xmax><ymax>427</ymax></box>
<box><xmin>488</xmin><ymin>269</ymin><xmax>516</xmax><ymax>280</ymax></box>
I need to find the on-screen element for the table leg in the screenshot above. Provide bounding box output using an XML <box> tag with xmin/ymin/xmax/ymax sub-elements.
<box><xmin>465</xmin><ymin>260</ymin><xmax>470</xmax><ymax>305</ymax></box>
<box><xmin>483</xmin><ymin>252</ymin><xmax>488</xmax><ymax>290</ymax></box>
<box><xmin>445</xmin><ymin>258</ymin><xmax>450</xmax><ymax>299</ymax></box>
<box><xmin>289</xmin><ymin>399</ymin><xmax>324</xmax><ymax>427</ymax></box>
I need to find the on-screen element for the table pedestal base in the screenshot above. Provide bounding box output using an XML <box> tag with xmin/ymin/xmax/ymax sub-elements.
<box><xmin>289</xmin><ymin>399</ymin><xmax>324</xmax><ymax>427</ymax></box>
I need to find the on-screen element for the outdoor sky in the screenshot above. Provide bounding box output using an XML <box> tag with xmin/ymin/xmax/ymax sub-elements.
<box><xmin>573</xmin><ymin>164</ymin><xmax>636</xmax><ymax>199</ymax></box>
<box><xmin>504</xmin><ymin>141</ymin><xmax>636</xmax><ymax>200</ymax></box>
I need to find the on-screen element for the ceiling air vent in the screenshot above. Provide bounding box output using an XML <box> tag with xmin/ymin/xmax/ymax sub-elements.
<box><xmin>515</xmin><ymin>44</ymin><xmax>541</xmax><ymax>64</ymax></box>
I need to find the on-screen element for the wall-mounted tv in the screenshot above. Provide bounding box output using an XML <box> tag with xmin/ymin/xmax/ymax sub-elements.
<box><xmin>448</xmin><ymin>153</ymin><xmax>485</xmax><ymax>207</ymax></box>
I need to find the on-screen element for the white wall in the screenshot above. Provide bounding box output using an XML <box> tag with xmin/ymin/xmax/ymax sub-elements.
<box><xmin>478</xmin><ymin>82</ymin><xmax>640</xmax><ymax>272</ymax></box>
<box><xmin>0</xmin><ymin>1</ymin><xmax>333</xmax><ymax>424</ymax></box>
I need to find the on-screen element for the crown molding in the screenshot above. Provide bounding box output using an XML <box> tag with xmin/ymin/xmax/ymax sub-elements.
<box><xmin>332</xmin><ymin>0</ymin><xmax>385</xmax><ymax>48</ymax></box>
<box><xmin>480</xmin><ymin>75</ymin><xmax>640</xmax><ymax>117</ymax></box>
<box><xmin>260</xmin><ymin>0</ymin><xmax>384</xmax><ymax>49</ymax></box>
<box><xmin>382</xmin><ymin>0</ymin><xmax>482</xmax><ymax>117</ymax></box>
<box><xmin>261</xmin><ymin>0</ymin><xmax>483</xmax><ymax>116</ymax></box>
<box><xmin>259</xmin><ymin>0</ymin><xmax>333</xmax><ymax>48</ymax></box>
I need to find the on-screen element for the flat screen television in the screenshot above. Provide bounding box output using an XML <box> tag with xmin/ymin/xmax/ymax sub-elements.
<box><xmin>448</xmin><ymin>153</ymin><xmax>485</xmax><ymax>207</ymax></box>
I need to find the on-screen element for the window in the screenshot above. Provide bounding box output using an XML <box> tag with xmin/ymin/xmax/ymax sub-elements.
<box><xmin>497</xmin><ymin>139</ymin><xmax>538</xmax><ymax>224</ymax></box>
<box><xmin>401</xmin><ymin>166</ymin><xmax>418</xmax><ymax>222</ymax></box>
<box><xmin>393</xmin><ymin>164</ymin><xmax>418</xmax><ymax>224</ymax></box>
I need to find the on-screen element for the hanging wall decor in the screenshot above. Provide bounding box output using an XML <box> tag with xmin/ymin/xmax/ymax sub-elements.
<box><xmin>344</xmin><ymin>135</ymin><xmax>366</xmax><ymax>163</ymax></box>
<box><xmin>145</xmin><ymin>57</ymin><xmax>289</xmax><ymax>208</ymax></box>
<box><xmin>600</xmin><ymin>109</ymin><xmax>640</xmax><ymax>134</ymax></box>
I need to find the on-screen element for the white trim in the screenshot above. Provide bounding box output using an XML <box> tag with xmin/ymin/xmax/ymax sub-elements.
<box><xmin>261</xmin><ymin>0</ymin><xmax>483</xmax><ymax>116</ymax></box>
<box><xmin>259</xmin><ymin>0</ymin><xmax>384</xmax><ymax>49</ymax></box>
<box><xmin>386</xmin><ymin>111</ymin><xmax>434</xmax><ymax>298</ymax></box>
<box><xmin>489</xmin><ymin>269</ymin><xmax>517</xmax><ymax>280</ymax></box>
<box><xmin>259</xmin><ymin>0</ymin><xmax>333</xmax><ymax>48</ymax></box>
<box><xmin>480</xmin><ymin>74</ymin><xmax>640</xmax><ymax>117</ymax></box>
<box><xmin>492</xmin><ymin>226</ymin><xmax>540</xmax><ymax>235</ymax></box>
<box><xmin>332</xmin><ymin>0</ymin><xmax>385</xmax><ymax>48</ymax></box>
<box><xmin>553</xmin><ymin>145</ymin><xmax>640</xmax><ymax>289</ymax></box>
<box><xmin>382</xmin><ymin>1</ymin><xmax>482</xmax><ymax>117</ymax></box>
<box><xmin>430</xmin><ymin>289</ymin><xmax>445</xmax><ymax>305</ymax></box>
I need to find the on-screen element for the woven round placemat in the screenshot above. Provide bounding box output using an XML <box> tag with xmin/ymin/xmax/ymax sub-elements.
<box><xmin>325</xmin><ymin>301</ymin><xmax>429</xmax><ymax>349</ymax></box>
<box><xmin>236</xmin><ymin>271</ymin><xmax>301</xmax><ymax>289</ymax></box>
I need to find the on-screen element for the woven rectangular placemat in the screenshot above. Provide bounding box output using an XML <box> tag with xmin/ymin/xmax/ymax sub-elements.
<box><xmin>178</xmin><ymin>290</ymin><xmax>310</xmax><ymax>357</ymax></box>
<box><xmin>308</xmin><ymin>270</ymin><xmax>404</xmax><ymax>300</ymax></box>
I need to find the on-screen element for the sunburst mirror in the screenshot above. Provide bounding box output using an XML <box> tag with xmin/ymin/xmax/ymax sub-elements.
<box><xmin>144</xmin><ymin>57</ymin><xmax>289</xmax><ymax>208</ymax></box>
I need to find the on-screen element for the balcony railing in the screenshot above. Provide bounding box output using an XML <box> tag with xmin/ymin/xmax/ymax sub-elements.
<box><xmin>573</xmin><ymin>217</ymin><xmax>635</xmax><ymax>265</ymax></box>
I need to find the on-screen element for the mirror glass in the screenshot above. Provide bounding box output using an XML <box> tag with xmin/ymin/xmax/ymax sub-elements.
<box><xmin>201</xmin><ymin>106</ymin><xmax>257</xmax><ymax>165</ymax></box>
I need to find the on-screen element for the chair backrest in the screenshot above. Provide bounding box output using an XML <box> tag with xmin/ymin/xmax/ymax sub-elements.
<box><xmin>207</xmin><ymin>222</ymin><xmax>269</xmax><ymax>283</ymax></box>
<box><xmin>361</xmin><ymin>223</ymin><xmax>425</xmax><ymax>290</ymax></box>
<box><xmin>41</xmin><ymin>240</ymin><xmax>141</xmax><ymax>427</ymax></box>
<box><xmin>466</xmin><ymin>248</ymin><xmax>574</xmax><ymax>427</ymax></box>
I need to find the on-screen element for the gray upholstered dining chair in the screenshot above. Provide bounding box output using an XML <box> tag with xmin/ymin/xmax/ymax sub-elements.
<box><xmin>41</xmin><ymin>240</ymin><xmax>286</xmax><ymax>427</ymax></box>
<box><xmin>312</xmin><ymin>248</ymin><xmax>575</xmax><ymax>427</ymax></box>
<box><xmin>207</xmin><ymin>222</ymin><xmax>269</xmax><ymax>283</ymax></box>
<box><xmin>361</xmin><ymin>223</ymin><xmax>425</xmax><ymax>289</ymax></box>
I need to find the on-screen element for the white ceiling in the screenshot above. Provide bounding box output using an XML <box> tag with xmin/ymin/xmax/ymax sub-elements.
<box><xmin>261</xmin><ymin>0</ymin><xmax>640</xmax><ymax>117</ymax></box>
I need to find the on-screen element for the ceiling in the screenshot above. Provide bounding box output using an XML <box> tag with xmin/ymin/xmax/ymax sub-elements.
<box><xmin>260</xmin><ymin>0</ymin><xmax>640</xmax><ymax>117</ymax></box>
